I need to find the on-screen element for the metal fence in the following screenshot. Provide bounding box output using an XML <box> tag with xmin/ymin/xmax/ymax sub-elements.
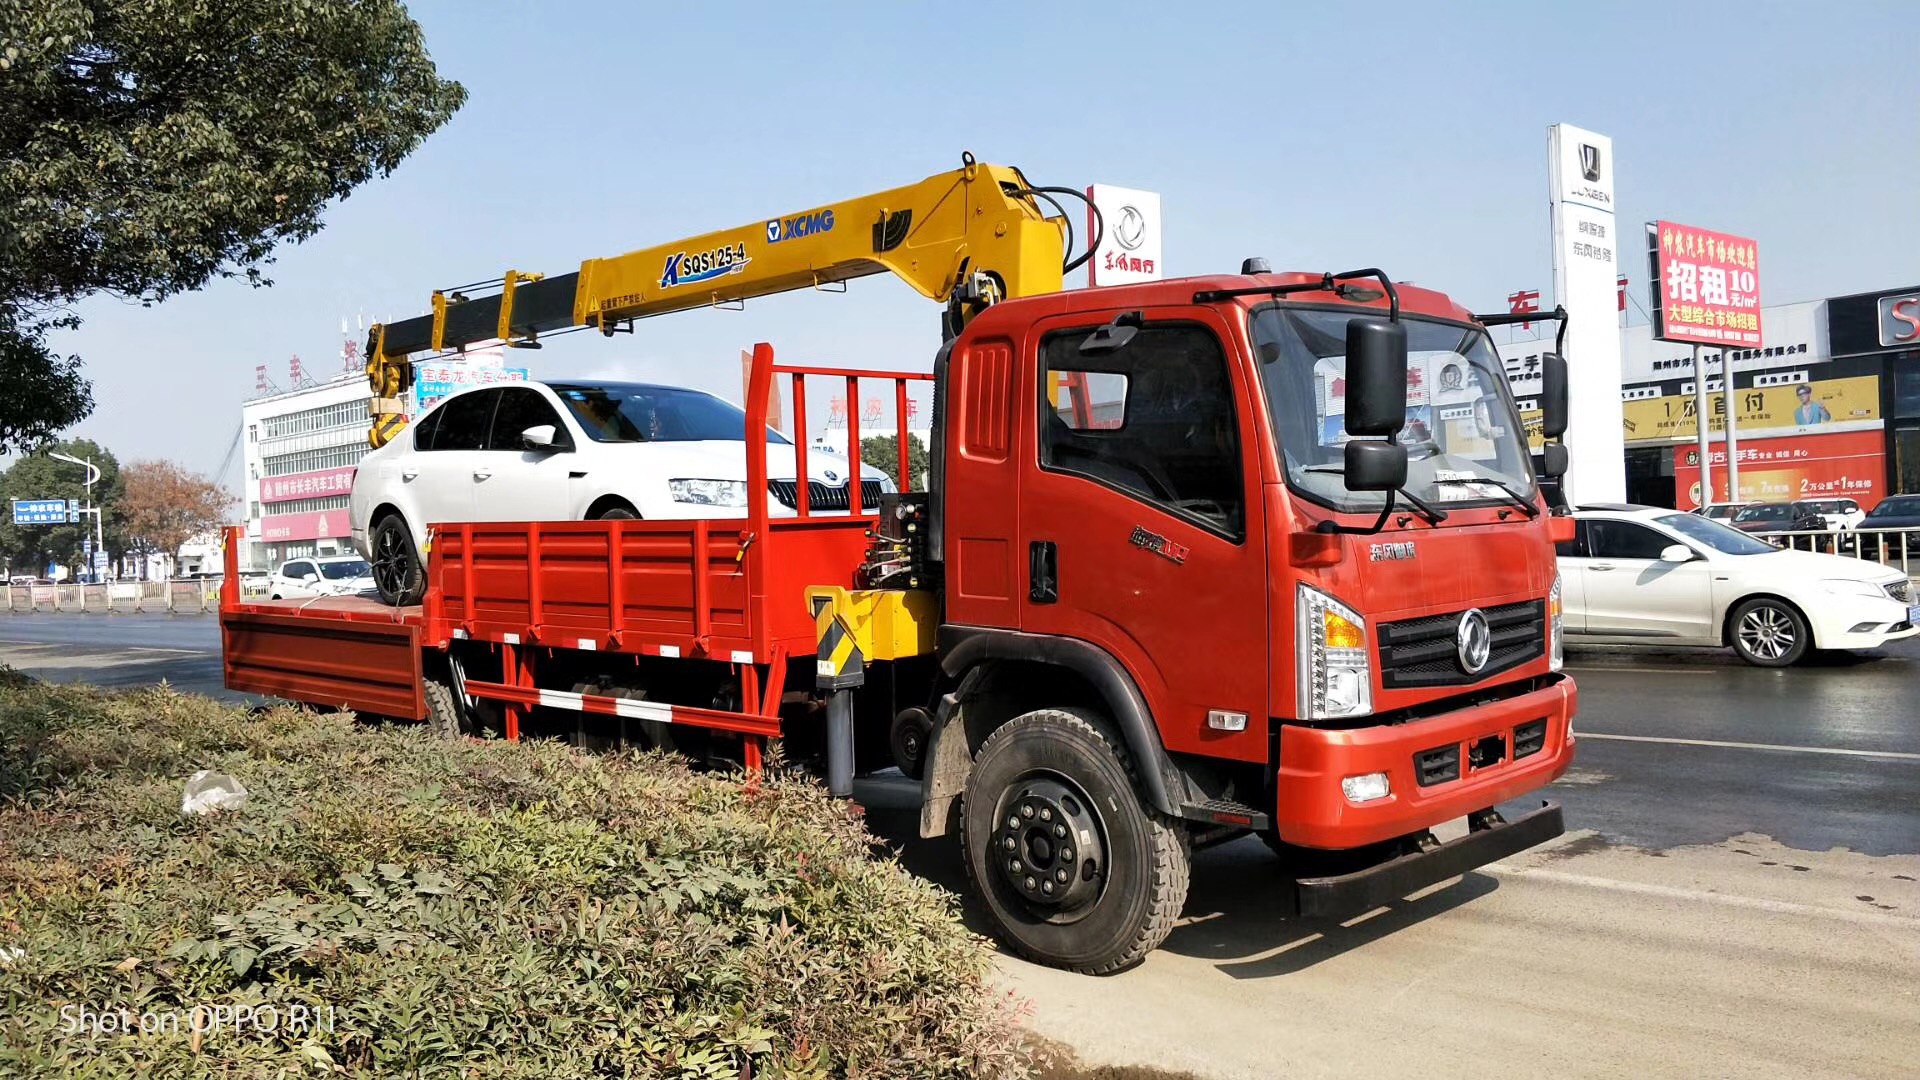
<box><xmin>1750</xmin><ymin>526</ymin><xmax>1917</xmax><ymax>575</ymax></box>
<box><xmin>4</xmin><ymin>577</ymin><xmax>271</xmax><ymax>615</ymax></box>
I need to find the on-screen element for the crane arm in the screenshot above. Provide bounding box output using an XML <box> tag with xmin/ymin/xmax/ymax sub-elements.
<box><xmin>364</xmin><ymin>157</ymin><xmax>1069</xmax><ymax>445</ymax></box>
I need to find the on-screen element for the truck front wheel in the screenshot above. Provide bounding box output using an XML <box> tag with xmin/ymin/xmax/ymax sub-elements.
<box><xmin>961</xmin><ymin>707</ymin><xmax>1190</xmax><ymax>975</ymax></box>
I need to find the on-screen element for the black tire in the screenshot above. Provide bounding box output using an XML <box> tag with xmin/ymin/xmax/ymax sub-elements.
<box><xmin>890</xmin><ymin>707</ymin><xmax>933</xmax><ymax>780</ymax></box>
<box><xmin>591</xmin><ymin>503</ymin><xmax>639</xmax><ymax>520</ymax></box>
<box><xmin>370</xmin><ymin>514</ymin><xmax>425</xmax><ymax>606</ymax></box>
<box><xmin>424</xmin><ymin>676</ymin><xmax>471</xmax><ymax>739</ymax></box>
<box><xmin>961</xmin><ymin>707</ymin><xmax>1190</xmax><ymax>975</ymax></box>
<box><xmin>1729</xmin><ymin>597</ymin><xmax>1811</xmax><ymax>667</ymax></box>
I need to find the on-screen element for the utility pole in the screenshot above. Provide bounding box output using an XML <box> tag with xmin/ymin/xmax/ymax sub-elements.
<box><xmin>48</xmin><ymin>451</ymin><xmax>105</xmax><ymax>581</ymax></box>
<box><xmin>1722</xmin><ymin>349</ymin><xmax>1741</xmax><ymax>503</ymax></box>
<box><xmin>1691</xmin><ymin>346</ymin><xmax>1713</xmax><ymax>507</ymax></box>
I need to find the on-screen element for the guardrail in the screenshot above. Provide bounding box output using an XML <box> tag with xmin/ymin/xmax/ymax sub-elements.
<box><xmin>4</xmin><ymin>578</ymin><xmax>272</xmax><ymax>614</ymax></box>
<box><xmin>1750</xmin><ymin>526</ymin><xmax>1916</xmax><ymax>575</ymax></box>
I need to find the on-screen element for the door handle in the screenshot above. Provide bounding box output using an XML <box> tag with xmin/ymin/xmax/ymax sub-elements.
<box><xmin>1029</xmin><ymin>540</ymin><xmax>1058</xmax><ymax>604</ymax></box>
<box><xmin>472</xmin><ymin>470</ymin><xmax>492</xmax><ymax>481</ymax></box>
<box><xmin>1589</xmin><ymin>562</ymin><xmax>1615</xmax><ymax>571</ymax></box>
<box><xmin>401</xmin><ymin>469</ymin><xmax>419</xmax><ymax>481</ymax></box>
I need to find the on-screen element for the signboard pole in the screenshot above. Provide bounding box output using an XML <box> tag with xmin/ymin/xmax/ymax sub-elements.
<box><xmin>1722</xmin><ymin>351</ymin><xmax>1741</xmax><ymax>502</ymax></box>
<box><xmin>1693</xmin><ymin>345</ymin><xmax>1713</xmax><ymax>506</ymax></box>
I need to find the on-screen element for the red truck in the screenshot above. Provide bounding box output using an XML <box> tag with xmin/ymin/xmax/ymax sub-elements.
<box><xmin>224</xmin><ymin>160</ymin><xmax>1578</xmax><ymax>973</ymax></box>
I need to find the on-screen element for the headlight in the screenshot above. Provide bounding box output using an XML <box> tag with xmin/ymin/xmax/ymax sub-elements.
<box><xmin>1297</xmin><ymin>585</ymin><xmax>1371</xmax><ymax>720</ymax></box>
<box><xmin>1822</xmin><ymin>578</ymin><xmax>1885</xmax><ymax>599</ymax></box>
<box><xmin>1548</xmin><ymin>573</ymin><xmax>1564</xmax><ymax>672</ymax></box>
<box><xmin>668</xmin><ymin>479</ymin><xmax>748</xmax><ymax>506</ymax></box>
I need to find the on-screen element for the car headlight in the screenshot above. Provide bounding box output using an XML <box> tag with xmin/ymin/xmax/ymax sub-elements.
<box><xmin>1548</xmin><ymin>573</ymin><xmax>1564</xmax><ymax>672</ymax></box>
<box><xmin>668</xmin><ymin>479</ymin><xmax>749</xmax><ymax>506</ymax></box>
<box><xmin>1297</xmin><ymin>585</ymin><xmax>1371</xmax><ymax>720</ymax></box>
<box><xmin>1822</xmin><ymin>578</ymin><xmax>1886</xmax><ymax>599</ymax></box>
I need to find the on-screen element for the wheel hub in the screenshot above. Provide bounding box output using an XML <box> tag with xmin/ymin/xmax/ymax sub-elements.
<box><xmin>994</xmin><ymin>779</ymin><xmax>1104</xmax><ymax>910</ymax></box>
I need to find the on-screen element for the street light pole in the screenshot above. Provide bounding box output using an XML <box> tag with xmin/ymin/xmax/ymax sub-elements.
<box><xmin>48</xmin><ymin>452</ymin><xmax>105</xmax><ymax>581</ymax></box>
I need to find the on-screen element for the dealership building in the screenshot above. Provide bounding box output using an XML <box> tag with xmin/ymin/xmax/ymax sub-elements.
<box><xmin>1501</xmin><ymin>283</ymin><xmax>1920</xmax><ymax>510</ymax></box>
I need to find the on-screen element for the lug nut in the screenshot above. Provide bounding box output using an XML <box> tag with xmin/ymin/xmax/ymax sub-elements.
<box><xmin>1039</xmin><ymin>807</ymin><xmax>1053</xmax><ymax>821</ymax></box>
<box><xmin>1003</xmin><ymin>836</ymin><xmax>1015</xmax><ymax>850</ymax></box>
<box><xmin>1008</xmin><ymin>859</ymin><xmax>1021</xmax><ymax>873</ymax></box>
<box><xmin>1041</xmin><ymin>880</ymin><xmax>1055</xmax><ymax>894</ymax></box>
<box><xmin>1020</xmin><ymin>804</ymin><xmax>1035</xmax><ymax>819</ymax></box>
<box><xmin>1024</xmin><ymin>876</ymin><xmax>1037</xmax><ymax>890</ymax></box>
<box><xmin>1060</xmin><ymin>847</ymin><xmax>1073</xmax><ymax>862</ymax></box>
<box><xmin>1054</xmin><ymin>823</ymin><xmax>1067</xmax><ymax>838</ymax></box>
<box><xmin>1055</xmin><ymin>868</ymin><xmax>1069</xmax><ymax>883</ymax></box>
<box><xmin>1007</xmin><ymin>815</ymin><xmax>1020</xmax><ymax>830</ymax></box>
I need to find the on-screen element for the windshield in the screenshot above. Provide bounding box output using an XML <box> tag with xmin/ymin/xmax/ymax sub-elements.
<box><xmin>1252</xmin><ymin>307</ymin><xmax>1535</xmax><ymax>513</ymax></box>
<box><xmin>1703</xmin><ymin>505</ymin><xmax>1741</xmax><ymax>519</ymax></box>
<box><xmin>318</xmin><ymin>559</ymin><xmax>371</xmax><ymax>580</ymax></box>
<box><xmin>1869</xmin><ymin>497</ymin><xmax>1919</xmax><ymax>517</ymax></box>
<box><xmin>1654</xmin><ymin>513</ymin><xmax>1775</xmax><ymax>555</ymax></box>
<box><xmin>1734</xmin><ymin>504</ymin><xmax>1787</xmax><ymax>521</ymax></box>
<box><xmin>1799</xmin><ymin>500</ymin><xmax>1851</xmax><ymax>514</ymax></box>
<box><xmin>550</xmin><ymin>383</ymin><xmax>792</xmax><ymax>445</ymax></box>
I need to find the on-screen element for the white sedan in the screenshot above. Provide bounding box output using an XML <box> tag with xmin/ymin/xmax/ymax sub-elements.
<box><xmin>269</xmin><ymin>555</ymin><xmax>375</xmax><ymax>600</ymax></box>
<box><xmin>1557</xmin><ymin>504</ymin><xmax>1917</xmax><ymax>666</ymax></box>
<box><xmin>350</xmin><ymin>380</ymin><xmax>884</xmax><ymax>605</ymax></box>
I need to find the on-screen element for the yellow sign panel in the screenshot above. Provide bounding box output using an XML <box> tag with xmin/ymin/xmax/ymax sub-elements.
<box><xmin>1619</xmin><ymin>375</ymin><xmax>1879</xmax><ymax>442</ymax></box>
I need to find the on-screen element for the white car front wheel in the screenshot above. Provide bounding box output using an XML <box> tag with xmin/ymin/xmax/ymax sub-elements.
<box><xmin>1729</xmin><ymin>597</ymin><xmax>1810</xmax><ymax>667</ymax></box>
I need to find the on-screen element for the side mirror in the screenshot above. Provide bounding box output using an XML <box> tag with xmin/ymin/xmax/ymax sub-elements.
<box><xmin>1541</xmin><ymin>352</ymin><xmax>1569</xmax><ymax>439</ymax></box>
<box><xmin>303</xmin><ymin>573</ymin><xmax>321</xmax><ymax>583</ymax></box>
<box><xmin>1078</xmin><ymin>311</ymin><xmax>1143</xmax><ymax>356</ymax></box>
<box><xmin>1343</xmin><ymin>319</ymin><xmax>1408</xmax><ymax>437</ymax></box>
<box><xmin>1344</xmin><ymin>439</ymin><xmax>1408</xmax><ymax>493</ymax></box>
<box><xmin>521</xmin><ymin>424</ymin><xmax>559</xmax><ymax>450</ymax></box>
<box><xmin>1658</xmin><ymin>544</ymin><xmax>1694</xmax><ymax>563</ymax></box>
<box><xmin>1539</xmin><ymin>443</ymin><xmax>1569</xmax><ymax>478</ymax></box>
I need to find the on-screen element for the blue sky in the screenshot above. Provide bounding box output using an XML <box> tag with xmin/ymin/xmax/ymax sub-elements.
<box><xmin>51</xmin><ymin>0</ymin><xmax>1920</xmax><ymax>484</ymax></box>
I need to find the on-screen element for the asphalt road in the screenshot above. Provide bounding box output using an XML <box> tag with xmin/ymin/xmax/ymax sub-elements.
<box><xmin>2</xmin><ymin>614</ymin><xmax>1916</xmax><ymax>1078</ymax></box>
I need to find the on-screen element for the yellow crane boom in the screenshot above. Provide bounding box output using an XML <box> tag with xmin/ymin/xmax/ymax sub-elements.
<box><xmin>364</xmin><ymin>155</ymin><xmax>1073</xmax><ymax>446</ymax></box>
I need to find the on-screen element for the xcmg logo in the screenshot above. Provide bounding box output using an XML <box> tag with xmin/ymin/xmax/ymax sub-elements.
<box><xmin>765</xmin><ymin>209</ymin><xmax>835</xmax><ymax>244</ymax></box>
<box><xmin>659</xmin><ymin>242</ymin><xmax>751</xmax><ymax>289</ymax></box>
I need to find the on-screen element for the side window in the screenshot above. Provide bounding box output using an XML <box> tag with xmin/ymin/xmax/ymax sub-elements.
<box><xmin>1587</xmin><ymin>521</ymin><xmax>1671</xmax><ymax>560</ymax></box>
<box><xmin>1555</xmin><ymin>520</ymin><xmax>1590</xmax><ymax>559</ymax></box>
<box><xmin>432</xmin><ymin>391</ymin><xmax>497</xmax><ymax>452</ymax></box>
<box><xmin>411</xmin><ymin>405</ymin><xmax>444</xmax><ymax>451</ymax></box>
<box><xmin>1040</xmin><ymin>323</ymin><xmax>1244</xmax><ymax>539</ymax></box>
<box><xmin>283</xmin><ymin>561</ymin><xmax>313</xmax><ymax>579</ymax></box>
<box><xmin>487</xmin><ymin>388</ymin><xmax>568</xmax><ymax>450</ymax></box>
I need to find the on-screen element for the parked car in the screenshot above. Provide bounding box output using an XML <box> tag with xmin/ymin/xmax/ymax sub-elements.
<box><xmin>1692</xmin><ymin>502</ymin><xmax>1747</xmax><ymax>522</ymax></box>
<box><xmin>269</xmin><ymin>555</ymin><xmax>375</xmax><ymax>600</ymax></box>
<box><xmin>350</xmin><ymin>380</ymin><xmax>887</xmax><ymax>605</ymax></box>
<box><xmin>1794</xmin><ymin>497</ymin><xmax>1864</xmax><ymax>532</ymax></box>
<box><xmin>1729</xmin><ymin>501</ymin><xmax>1823</xmax><ymax>536</ymax></box>
<box><xmin>1556</xmin><ymin>504</ymin><xmax>1917</xmax><ymax>666</ymax></box>
<box><xmin>1842</xmin><ymin>494</ymin><xmax>1920</xmax><ymax>555</ymax></box>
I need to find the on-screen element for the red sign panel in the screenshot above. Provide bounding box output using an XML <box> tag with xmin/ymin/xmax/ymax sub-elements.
<box><xmin>260</xmin><ymin>508</ymin><xmax>352</xmax><ymax>543</ymax></box>
<box><xmin>1654</xmin><ymin>220</ymin><xmax>1761</xmax><ymax>347</ymax></box>
<box><xmin>259</xmin><ymin>466</ymin><xmax>356</xmax><ymax>504</ymax></box>
<box><xmin>1674</xmin><ymin>430</ymin><xmax>1883</xmax><ymax>510</ymax></box>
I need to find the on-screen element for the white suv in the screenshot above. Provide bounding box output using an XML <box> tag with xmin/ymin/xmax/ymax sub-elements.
<box><xmin>350</xmin><ymin>380</ymin><xmax>882</xmax><ymax>605</ymax></box>
<box><xmin>1557</xmin><ymin>504</ymin><xmax>1916</xmax><ymax>666</ymax></box>
<box><xmin>269</xmin><ymin>555</ymin><xmax>374</xmax><ymax>600</ymax></box>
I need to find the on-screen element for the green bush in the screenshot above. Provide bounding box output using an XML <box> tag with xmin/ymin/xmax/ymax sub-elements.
<box><xmin>0</xmin><ymin>676</ymin><xmax>1027</xmax><ymax>1077</ymax></box>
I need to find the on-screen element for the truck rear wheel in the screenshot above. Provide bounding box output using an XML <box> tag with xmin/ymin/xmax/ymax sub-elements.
<box><xmin>961</xmin><ymin>707</ymin><xmax>1190</xmax><ymax>975</ymax></box>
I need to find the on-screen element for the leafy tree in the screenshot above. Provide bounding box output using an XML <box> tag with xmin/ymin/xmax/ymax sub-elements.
<box><xmin>117</xmin><ymin>460</ymin><xmax>234</xmax><ymax>577</ymax></box>
<box><xmin>0</xmin><ymin>0</ymin><xmax>466</xmax><ymax>452</ymax></box>
<box><xmin>859</xmin><ymin>434</ymin><xmax>930</xmax><ymax>492</ymax></box>
<box><xmin>0</xmin><ymin>438</ymin><xmax>123</xmax><ymax>577</ymax></box>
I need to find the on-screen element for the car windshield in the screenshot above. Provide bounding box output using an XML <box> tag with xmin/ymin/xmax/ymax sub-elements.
<box><xmin>1251</xmin><ymin>307</ymin><xmax>1535</xmax><ymax>513</ymax></box>
<box><xmin>1654</xmin><ymin>513</ymin><xmax>1776</xmax><ymax>555</ymax></box>
<box><xmin>1868</xmin><ymin>497</ymin><xmax>1918</xmax><ymax>517</ymax></box>
<box><xmin>1733</xmin><ymin>504</ymin><xmax>1787</xmax><ymax>521</ymax></box>
<box><xmin>1800</xmin><ymin>500</ymin><xmax>1850</xmax><ymax>514</ymax></box>
<box><xmin>318</xmin><ymin>559</ymin><xmax>371</xmax><ymax>580</ymax></box>
<box><xmin>550</xmin><ymin>383</ymin><xmax>792</xmax><ymax>445</ymax></box>
<box><xmin>1704</xmin><ymin>505</ymin><xmax>1741</xmax><ymax>519</ymax></box>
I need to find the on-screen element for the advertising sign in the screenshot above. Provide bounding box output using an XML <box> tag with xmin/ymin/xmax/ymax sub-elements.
<box><xmin>10</xmin><ymin>498</ymin><xmax>74</xmax><ymax>525</ymax></box>
<box><xmin>1619</xmin><ymin>374</ymin><xmax>1880</xmax><ymax>442</ymax></box>
<box><xmin>260</xmin><ymin>466</ymin><xmax>358</xmax><ymax>505</ymax></box>
<box><xmin>1085</xmin><ymin>184</ymin><xmax>1162</xmax><ymax>287</ymax></box>
<box><xmin>411</xmin><ymin>359</ymin><xmax>526</xmax><ymax>415</ymax></box>
<box><xmin>1674</xmin><ymin>430</ymin><xmax>1883</xmax><ymax>510</ymax></box>
<box><xmin>260</xmin><ymin>509</ymin><xmax>346</xmax><ymax>543</ymax></box>
<box><xmin>1547</xmin><ymin>123</ymin><xmax>1627</xmax><ymax>503</ymax></box>
<box><xmin>1878</xmin><ymin>293</ymin><xmax>1920</xmax><ymax>348</ymax></box>
<box><xmin>1650</xmin><ymin>221</ymin><xmax>1761</xmax><ymax>347</ymax></box>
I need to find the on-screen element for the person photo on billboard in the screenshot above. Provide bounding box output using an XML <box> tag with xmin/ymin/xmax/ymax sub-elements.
<box><xmin>1793</xmin><ymin>383</ymin><xmax>1831</xmax><ymax>426</ymax></box>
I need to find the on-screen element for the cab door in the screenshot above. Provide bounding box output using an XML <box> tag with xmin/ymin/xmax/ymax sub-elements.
<box><xmin>1018</xmin><ymin>311</ymin><xmax>1270</xmax><ymax>764</ymax></box>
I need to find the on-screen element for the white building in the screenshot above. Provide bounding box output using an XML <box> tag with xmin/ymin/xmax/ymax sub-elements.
<box><xmin>239</xmin><ymin>373</ymin><xmax>375</xmax><ymax>572</ymax></box>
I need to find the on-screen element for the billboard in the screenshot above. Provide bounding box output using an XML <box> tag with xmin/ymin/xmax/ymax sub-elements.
<box><xmin>1650</xmin><ymin>221</ymin><xmax>1761</xmax><ymax>346</ymax></box>
<box><xmin>11</xmin><ymin>498</ymin><xmax>76</xmax><ymax>525</ymax></box>
<box><xmin>1547</xmin><ymin>123</ymin><xmax>1627</xmax><ymax>503</ymax></box>
<box><xmin>259</xmin><ymin>508</ymin><xmax>349</xmax><ymax>543</ymax></box>
<box><xmin>1675</xmin><ymin>430</ymin><xmax>1883</xmax><ymax>510</ymax></box>
<box><xmin>1085</xmin><ymin>184</ymin><xmax>1162</xmax><ymax>287</ymax></box>
<box><xmin>411</xmin><ymin>361</ymin><xmax>529</xmax><ymax>415</ymax></box>
<box><xmin>1619</xmin><ymin>374</ymin><xmax>1880</xmax><ymax>442</ymax></box>
<box><xmin>260</xmin><ymin>466</ymin><xmax>357</xmax><ymax>505</ymax></box>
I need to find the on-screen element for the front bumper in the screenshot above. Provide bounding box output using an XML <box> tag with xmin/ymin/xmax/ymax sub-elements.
<box><xmin>1274</xmin><ymin>675</ymin><xmax>1576</xmax><ymax>849</ymax></box>
<box><xmin>1295</xmin><ymin>801</ymin><xmax>1564</xmax><ymax>919</ymax></box>
<box><xmin>1808</xmin><ymin>594</ymin><xmax>1917</xmax><ymax>650</ymax></box>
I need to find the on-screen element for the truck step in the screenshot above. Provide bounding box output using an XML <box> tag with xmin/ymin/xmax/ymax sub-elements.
<box><xmin>1180</xmin><ymin>798</ymin><xmax>1271</xmax><ymax>832</ymax></box>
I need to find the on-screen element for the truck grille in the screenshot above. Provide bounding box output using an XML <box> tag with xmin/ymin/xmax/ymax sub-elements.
<box><xmin>1887</xmin><ymin>580</ymin><xmax>1911</xmax><ymax>604</ymax></box>
<box><xmin>1377</xmin><ymin>600</ymin><xmax>1546</xmax><ymax>690</ymax></box>
<box><xmin>768</xmin><ymin>479</ymin><xmax>887</xmax><ymax>512</ymax></box>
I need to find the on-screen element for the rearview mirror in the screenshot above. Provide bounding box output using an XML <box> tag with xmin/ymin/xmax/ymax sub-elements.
<box><xmin>303</xmin><ymin>573</ymin><xmax>320</xmax><ymax>583</ymax></box>
<box><xmin>1343</xmin><ymin>318</ymin><xmax>1408</xmax><ymax>437</ymax></box>
<box><xmin>521</xmin><ymin>424</ymin><xmax>559</xmax><ymax>450</ymax></box>
<box><xmin>1343</xmin><ymin>439</ymin><xmax>1408</xmax><ymax>493</ymax></box>
<box><xmin>1659</xmin><ymin>544</ymin><xmax>1693</xmax><ymax>563</ymax></box>
<box><xmin>1540</xmin><ymin>352</ymin><xmax>1569</xmax><ymax>439</ymax></box>
<box><xmin>1538</xmin><ymin>443</ymin><xmax>1569</xmax><ymax>478</ymax></box>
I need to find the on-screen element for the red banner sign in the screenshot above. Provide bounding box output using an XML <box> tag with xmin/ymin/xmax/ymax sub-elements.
<box><xmin>1654</xmin><ymin>220</ymin><xmax>1761</xmax><ymax>347</ymax></box>
<box><xmin>259</xmin><ymin>466</ymin><xmax>357</xmax><ymax>504</ymax></box>
<box><xmin>259</xmin><ymin>509</ymin><xmax>351</xmax><ymax>543</ymax></box>
<box><xmin>1675</xmin><ymin>429</ymin><xmax>1883</xmax><ymax>510</ymax></box>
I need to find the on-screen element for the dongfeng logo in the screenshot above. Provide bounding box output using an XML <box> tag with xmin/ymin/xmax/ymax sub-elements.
<box><xmin>1580</xmin><ymin>143</ymin><xmax>1603</xmax><ymax>183</ymax></box>
<box><xmin>1114</xmin><ymin>205</ymin><xmax>1147</xmax><ymax>251</ymax></box>
<box><xmin>1456</xmin><ymin>608</ymin><xmax>1492</xmax><ymax>674</ymax></box>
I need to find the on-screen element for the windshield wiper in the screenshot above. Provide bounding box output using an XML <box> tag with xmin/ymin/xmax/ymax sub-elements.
<box><xmin>1302</xmin><ymin>465</ymin><xmax>1449</xmax><ymax>525</ymax></box>
<box><xmin>1432</xmin><ymin>476</ymin><xmax>1540</xmax><ymax>518</ymax></box>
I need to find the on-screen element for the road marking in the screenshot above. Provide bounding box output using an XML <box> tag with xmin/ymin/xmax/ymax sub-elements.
<box><xmin>1581</xmin><ymin>732</ymin><xmax>1920</xmax><ymax>761</ymax></box>
<box><xmin>0</xmin><ymin>639</ymin><xmax>205</xmax><ymax>656</ymax></box>
<box><xmin>1487</xmin><ymin>865</ymin><xmax>1919</xmax><ymax>930</ymax></box>
<box><xmin>1565</xmin><ymin>666</ymin><xmax>1716</xmax><ymax>675</ymax></box>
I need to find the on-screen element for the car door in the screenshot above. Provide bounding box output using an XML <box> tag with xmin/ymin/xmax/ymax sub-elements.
<box><xmin>477</xmin><ymin>386</ymin><xmax>576</xmax><ymax>521</ymax></box>
<box><xmin>412</xmin><ymin>389</ymin><xmax>497</xmax><ymax>529</ymax></box>
<box><xmin>1018</xmin><ymin>312</ymin><xmax>1269</xmax><ymax>764</ymax></box>
<box><xmin>1581</xmin><ymin>519</ymin><xmax>1715</xmax><ymax>641</ymax></box>
<box><xmin>277</xmin><ymin>560</ymin><xmax>316</xmax><ymax>598</ymax></box>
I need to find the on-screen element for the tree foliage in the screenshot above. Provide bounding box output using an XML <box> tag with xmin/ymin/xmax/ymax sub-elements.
<box><xmin>117</xmin><ymin>459</ymin><xmax>234</xmax><ymax>568</ymax></box>
<box><xmin>0</xmin><ymin>0</ymin><xmax>466</xmax><ymax>451</ymax></box>
<box><xmin>0</xmin><ymin>437</ymin><xmax>123</xmax><ymax>575</ymax></box>
<box><xmin>859</xmin><ymin>433</ymin><xmax>930</xmax><ymax>492</ymax></box>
